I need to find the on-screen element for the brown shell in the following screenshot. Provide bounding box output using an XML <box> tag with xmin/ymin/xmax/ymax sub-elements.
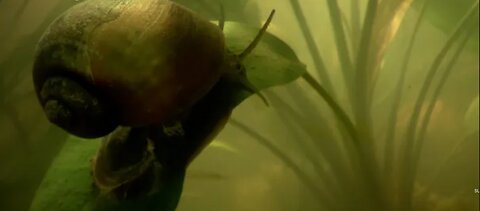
<box><xmin>91</xmin><ymin>127</ymin><xmax>159</xmax><ymax>199</ymax></box>
<box><xmin>33</xmin><ymin>0</ymin><xmax>225</xmax><ymax>126</ymax></box>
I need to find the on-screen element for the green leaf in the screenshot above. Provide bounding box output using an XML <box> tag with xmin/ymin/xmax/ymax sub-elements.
<box><xmin>29</xmin><ymin>136</ymin><xmax>184</xmax><ymax>211</ymax></box>
<box><xmin>29</xmin><ymin>136</ymin><xmax>100</xmax><ymax>211</ymax></box>
<box><xmin>223</xmin><ymin>21</ymin><xmax>306</xmax><ymax>94</ymax></box>
<box><xmin>414</xmin><ymin>0</ymin><xmax>479</xmax><ymax>50</ymax></box>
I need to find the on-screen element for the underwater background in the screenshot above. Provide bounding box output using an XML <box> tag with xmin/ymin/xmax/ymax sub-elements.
<box><xmin>0</xmin><ymin>0</ymin><xmax>478</xmax><ymax>210</ymax></box>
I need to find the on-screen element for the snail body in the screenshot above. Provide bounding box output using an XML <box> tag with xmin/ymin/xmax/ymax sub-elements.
<box><xmin>33</xmin><ymin>0</ymin><xmax>225</xmax><ymax>137</ymax></box>
<box><xmin>34</xmin><ymin>0</ymin><xmax>277</xmax><ymax>208</ymax></box>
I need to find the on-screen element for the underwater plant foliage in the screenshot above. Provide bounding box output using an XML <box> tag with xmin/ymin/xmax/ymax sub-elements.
<box><xmin>0</xmin><ymin>0</ymin><xmax>479</xmax><ymax>211</ymax></box>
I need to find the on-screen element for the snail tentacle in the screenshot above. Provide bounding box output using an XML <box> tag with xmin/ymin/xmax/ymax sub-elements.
<box><xmin>218</xmin><ymin>3</ymin><xmax>225</xmax><ymax>30</ymax></box>
<box><xmin>228</xmin><ymin>9</ymin><xmax>276</xmax><ymax>106</ymax></box>
<box><xmin>238</xmin><ymin>9</ymin><xmax>276</xmax><ymax>60</ymax></box>
<box><xmin>237</xmin><ymin>76</ymin><xmax>270</xmax><ymax>106</ymax></box>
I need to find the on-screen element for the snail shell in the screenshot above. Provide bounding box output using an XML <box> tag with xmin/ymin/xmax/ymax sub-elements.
<box><xmin>91</xmin><ymin>127</ymin><xmax>157</xmax><ymax>199</ymax></box>
<box><xmin>91</xmin><ymin>126</ymin><xmax>185</xmax><ymax>209</ymax></box>
<box><xmin>33</xmin><ymin>0</ymin><xmax>225</xmax><ymax>137</ymax></box>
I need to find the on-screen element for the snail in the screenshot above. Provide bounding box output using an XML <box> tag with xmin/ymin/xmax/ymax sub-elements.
<box><xmin>33</xmin><ymin>0</ymin><xmax>270</xmax><ymax>138</ymax></box>
<box><xmin>33</xmin><ymin>0</ymin><xmax>277</xmax><ymax>207</ymax></box>
<box><xmin>89</xmin><ymin>68</ymin><xmax>274</xmax><ymax>207</ymax></box>
<box><xmin>33</xmin><ymin>0</ymin><xmax>218</xmax><ymax>138</ymax></box>
<box><xmin>89</xmin><ymin>75</ymin><xmax>263</xmax><ymax>208</ymax></box>
<box><xmin>91</xmin><ymin>126</ymin><xmax>186</xmax><ymax>210</ymax></box>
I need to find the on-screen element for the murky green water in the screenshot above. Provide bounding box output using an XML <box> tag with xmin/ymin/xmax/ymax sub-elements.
<box><xmin>0</xmin><ymin>0</ymin><xmax>478</xmax><ymax>210</ymax></box>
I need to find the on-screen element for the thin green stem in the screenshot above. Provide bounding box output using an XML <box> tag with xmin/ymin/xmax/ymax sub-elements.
<box><xmin>267</xmin><ymin>94</ymin><xmax>347</xmax><ymax>203</ymax></box>
<box><xmin>288</xmin><ymin>0</ymin><xmax>335</xmax><ymax>94</ymax></box>
<box><xmin>412</xmin><ymin>17</ymin><xmax>476</xmax><ymax>183</ymax></box>
<box><xmin>302</xmin><ymin>72</ymin><xmax>384</xmax><ymax>210</ymax></box>
<box><xmin>229</xmin><ymin>119</ymin><xmax>335</xmax><ymax>211</ymax></box>
<box><xmin>340</xmin><ymin>9</ymin><xmax>354</xmax><ymax>60</ymax></box>
<box><xmin>292</xmin><ymin>47</ymin><xmax>392</xmax><ymax>206</ymax></box>
<box><xmin>301</xmin><ymin>72</ymin><xmax>360</xmax><ymax>178</ymax></box>
<box><xmin>268</xmin><ymin>92</ymin><xmax>355</xmax><ymax>202</ymax></box>
<box><xmin>350</xmin><ymin>0</ymin><xmax>361</xmax><ymax>52</ymax></box>
<box><xmin>353</xmin><ymin>0</ymin><xmax>387</xmax><ymax>209</ymax></box>
<box><xmin>354</xmin><ymin>0</ymin><xmax>377</xmax><ymax>131</ymax></box>
<box><xmin>353</xmin><ymin>0</ymin><xmax>378</xmax><ymax>161</ymax></box>
<box><xmin>326</xmin><ymin>0</ymin><xmax>354</xmax><ymax>92</ymax></box>
<box><xmin>399</xmin><ymin>1</ymin><xmax>479</xmax><ymax>210</ymax></box>
<box><xmin>302</xmin><ymin>73</ymin><xmax>357</xmax><ymax>143</ymax></box>
<box><xmin>218</xmin><ymin>2</ymin><xmax>225</xmax><ymax>30</ymax></box>
<box><xmin>267</xmin><ymin>93</ymin><xmax>335</xmax><ymax>164</ymax></box>
<box><xmin>383</xmin><ymin>0</ymin><xmax>430</xmax><ymax>179</ymax></box>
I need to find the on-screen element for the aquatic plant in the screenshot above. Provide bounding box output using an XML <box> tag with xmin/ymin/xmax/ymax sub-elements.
<box><xmin>0</xmin><ymin>0</ymin><xmax>478</xmax><ymax>211</ymax></box>
<box><xmin>221</xmin><ymin>0</ymin><xmax>478</xmax><ymax>210</ymax></box>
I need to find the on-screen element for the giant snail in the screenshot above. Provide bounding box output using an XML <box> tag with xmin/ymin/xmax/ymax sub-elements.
<box><xmin>33</xmin><ymin>0</ymin><xmax>275</xmax><ymax>208</ymax></box>
<box><xmin>33</xmin><ymin>0</ymin><xmax>271</xmax><ymax>138</ymax></box>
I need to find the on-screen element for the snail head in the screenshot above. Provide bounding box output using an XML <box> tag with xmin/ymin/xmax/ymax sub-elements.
<box><xmin>221</xmin><ymin>9</ymin><xmax>276</xmax><ymax>106</ymax></box>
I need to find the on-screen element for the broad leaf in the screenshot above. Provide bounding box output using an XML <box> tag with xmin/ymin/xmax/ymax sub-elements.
<box><xmin>30</xmin><ymin>137</ymin><xmax>99</xmax><ymax>211</ymax></box>
<box><xmin>224</xmin><ymin>21</ymin><xmax>306</xmax><ymax>91</ymax></box>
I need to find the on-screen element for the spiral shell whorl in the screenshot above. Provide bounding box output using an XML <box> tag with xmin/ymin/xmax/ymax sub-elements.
<box><xmin>39</xmin><ymin>76</ymin><xmax>118</xmax><ymax>138</ymax></box>
<box><xmin>34</xmin><ymin>0</ymin><xmax>226</xmax><ymax>129</ymax></box>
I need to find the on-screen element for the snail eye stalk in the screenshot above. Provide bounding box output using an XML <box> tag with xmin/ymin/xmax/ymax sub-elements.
<box><xmin>238</xmin><ymin>9</ymin><xmax>276</xmax><ymax>60</ymax></box>
<box><xmin>235</xmin><ymin>9</ymin><xmax>275</xmax><ymax>106</ymax></box>
<box><xmin>238</xmin><ymin>76</ymin><xmax>270</xmax><ymax>106</ymax></box>
<box><xmin>218</xmin><ymin>3</ymin><xmax>225</xmax><ymax>31</ymax></box>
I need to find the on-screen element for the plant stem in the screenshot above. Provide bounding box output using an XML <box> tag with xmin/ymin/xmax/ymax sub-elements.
<box><xmin>302</xmin><ymin>72</ymin><xmax>383</xmax><ymax>208</ymax></box>
<box><xmin>302</xmin><ymin>73</ymin><xmax>357</xmax><ymax>142</ymax></box>
<box><xmin>399</xmin><ymin>1</ymin><xmax>479</xmax><ymax>210</ymax></box>
<box><xmin>411</xmin><ymin>14</ymin><xmax>476</xmax><ymax>189</ymax></box>
<box><xmin>267</xmin><ymin>92</ymin><xmax>354</xmax><ymax>205</ymax></box>
<box><xmin>350</xmin><ymin>0</ymin><xmax>361</xmax><ymax>52</ymax></box>
<box><xmin>354</xmin><ymin>0</ymin><xmax>377</xmax><ymax>136</ymax></box>
<box><xmin>352</xmin><ymin>0</ymin><xmax>387</xmax><ymax>209</ymax></box>
<box><xmin>415</xmin><ymin>25</ymin><xmax>475</xmax><ymax>155</ymax></box>
<box><xmin>383</xmin><ymin>0</ymin><xmax>430</xmax><ymax>187</ymax></box>
<box><xmin>288</xmin><ymin>0</ymin><xmax>335</xmax><ymax>95</ymax></box>
<box><xmin>229</xmin><ymin>118</ymin><xmax>335</xmax><ymax>211</ymax></box>
<box><xmin>326</xmin><ymin>0</ymin><xmax>354</xmax><ymax>94</ymax></box>
<box><xmin>218</xmin><ymin>2</ymin><xmax>225</xmax><ymax>30</ymax></box>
